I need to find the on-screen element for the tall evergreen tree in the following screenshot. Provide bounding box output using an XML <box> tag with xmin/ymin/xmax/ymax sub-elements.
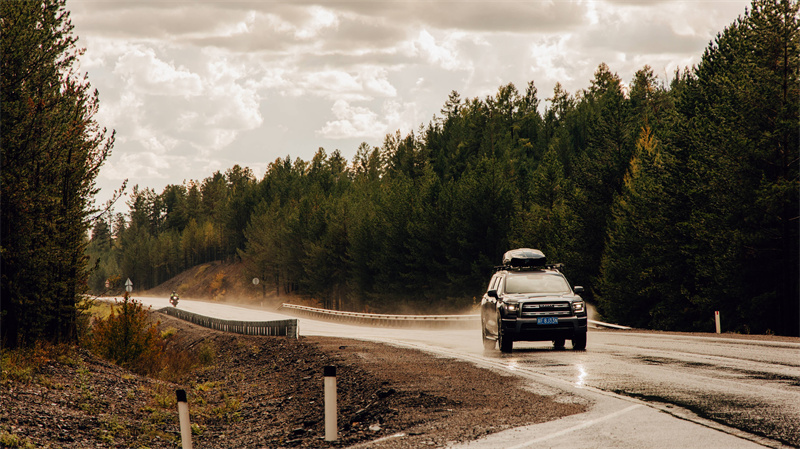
<box><xmin>2</xmin><ymin>0</ymin><xmax>114</xmax><ymax>347</ymax></box>
<box><xmin>597</xmin><ymin>128</ymin><xmax>694</xmax><ymax>329</ymax></box>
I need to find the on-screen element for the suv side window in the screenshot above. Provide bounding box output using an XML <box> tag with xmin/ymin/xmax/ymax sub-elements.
<box><xmin>488</xmin><ymin>275</ymin><xmax>501</xmax><ymax>292</ymax></box>
<box><xmin>495</xmin><ymin>274</ymin><xmax>506</xmax><ymax>295</ymax></box>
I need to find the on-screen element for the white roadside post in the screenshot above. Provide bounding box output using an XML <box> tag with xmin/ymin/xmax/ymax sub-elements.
<box><xmin>324</xmin><ymin>365</ymin><xmax>338</xmax><ymax>441</ymax></box>
<box><xmin>253</xmin><ymin>277</ymin><xmax>261</xmax><ymax>307</ymax></box>
<box><xmin>715</xmin><ymin>311</ymin><xmax>721</xmax><ymax>334</ymax></box>
<box><xmin>176</xmin><ymin>389</ymin><xmax>193</xmax><ymax>449</ymax></box>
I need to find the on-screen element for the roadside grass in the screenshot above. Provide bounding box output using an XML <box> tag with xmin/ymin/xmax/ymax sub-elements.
<box><xmin>86</xmin><ymin>298</ymin><xmax>115</xmax><ymax>321</ymax></box>
<box><xmin>139</xmin><ymin>379</ymin><xmax>241</xmax><ymax>445</ymax></box>
<box><xmin>1</xmin><ymin>296</ymin><xmax>236</xmax><ymax>448</ymax></box>
<box><xmin>1</xmin><ymin>342</ymin><xmax>78</xmax><ymax>385</ymax></box>
<box><xmin>0</xmin><ymin>430</ymin><xmax>37</xmax><ymax>449</ymax></box>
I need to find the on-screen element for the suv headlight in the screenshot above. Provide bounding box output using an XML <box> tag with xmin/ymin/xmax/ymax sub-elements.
<box><xmin>572</xmin><ymin>301</ymin><xmax>585</xmax><ymax>314</ymax></box>
<box><xmin>503</xmin><ymin>302</ymin><xmax>519</xmax><ymax>316</ymax></box>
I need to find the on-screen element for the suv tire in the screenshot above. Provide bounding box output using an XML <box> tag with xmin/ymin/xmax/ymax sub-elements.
<box><xmin>497</xmin><ymin>318</ymin><xmax>513</xmax><ymax>353</ymax></box>
<box><xmin>572</xmin><ymin>331</ymin><xmax>587</xmax><ymax>350</ymax></box>
<box><xmin>553</xmin><ymin>338</ymin><xmax>565</xmax><ymax>350</ymax></box>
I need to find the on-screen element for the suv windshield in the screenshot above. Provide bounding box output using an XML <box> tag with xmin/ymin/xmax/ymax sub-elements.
<box><xmin>504</xmin><ymin>272</ymin><xmax>570</xmax><ymax>294</ymax></box>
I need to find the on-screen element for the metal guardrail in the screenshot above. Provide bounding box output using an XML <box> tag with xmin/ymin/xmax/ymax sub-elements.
<box><xmin>589</xmin><ymin>320</ymin><xmax>632</xmax><ymax>330</ymax></box>
<box><xmin>280</xmin><ymin>303</ymin><xmax>480</xmax><ymax>329</ymax></box>
<box><xmin>159</xmin><ymin>307</ymin><xmax>298</xmax><ymax>338</ymax></box>
<box><xmin>280</xmin><ymin>303</ymin><xmax>632</xmax><ymax>331</ymax></box>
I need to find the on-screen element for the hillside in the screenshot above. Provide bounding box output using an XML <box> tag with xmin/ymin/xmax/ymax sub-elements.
<box><xmin>144</xmin><ymin>260</ymin><xmax>301</xmax><ymax>308</ymax></box>
<box><xmin>142</xmin><ymin>260</ymin><xmax>481</xmax><ymax>315</ymax></box>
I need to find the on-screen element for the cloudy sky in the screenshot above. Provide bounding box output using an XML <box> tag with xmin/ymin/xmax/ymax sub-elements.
<box><xmin>67</xmin><ymin>0</ymin><xmax>751</xmax><ymax>210</ymax></box>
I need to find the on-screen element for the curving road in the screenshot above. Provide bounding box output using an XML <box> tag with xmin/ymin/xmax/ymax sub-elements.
<box><xmin>130</xmin><ymin>296</ymin><xmax>800</xmax><ymax>448</ymax></box>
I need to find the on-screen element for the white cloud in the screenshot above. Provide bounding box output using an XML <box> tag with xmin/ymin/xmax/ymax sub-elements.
<box><xmin>382</xmin><ymin>99</ymin><xmax>420</xmax><ymax>135</ymax></box>
<box><xmin>102</xmin><ymin>150</ymin><xmax>173</xmax><ymax>184</ymax></box>
<box><xmin>204</xmin><ymin>56</ymin><xmax>263</xmax><ymax>130</ymax></box>
<box><xmin>529</xmin><ymin>35</ymin><xmax>575</xmax><ymax>86</ymax></box>
<box><xmin>274</xmin><ymin>65</ymin><xmax>399</xmax><ymax>102</ymax></box>
<box><xmin>304</xmin><ymin>70</ymin><xmax>364</xmax><ymax>99</ymax></box>
<box><xmin>359</xmin><ymin>66</ymin><xmax>397</xmax><ymax>98</ymax></box>
<box><xmin>414</xmin><ymin>29</ymin><xmax>469</xmax><ymax>72</ymax></box>
<box><xmin>114</xmin><ymin>46</ymin><xmax>203</xmax><ymax>97</ymax></box>
<box><xmin>295</xmin><ymin>6</ymin><xmax>339</xmax><ymax>40</ymax></box>
<box><xmin>317</xmin><ymin>100</ymin><xmax>386</xmax><ymax>139</ymax></box>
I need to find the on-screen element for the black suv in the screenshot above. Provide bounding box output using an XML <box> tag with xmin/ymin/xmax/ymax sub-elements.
<box><xmin>481</xmin><ymin>249</ymin><xmax>587</xmax><ymax>352</ymax></box>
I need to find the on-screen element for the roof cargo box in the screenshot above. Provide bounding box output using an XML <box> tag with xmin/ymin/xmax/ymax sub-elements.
<box><xmin>503</xmin><ymin>248</ymin><xmax>546</xmax><ymax>267</ymax></box>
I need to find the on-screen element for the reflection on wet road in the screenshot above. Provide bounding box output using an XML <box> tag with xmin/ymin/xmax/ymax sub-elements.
<box><xmin>478</xmin><ymin>334</ymin><xmax>800</xmax><ymax>447</ymax></box>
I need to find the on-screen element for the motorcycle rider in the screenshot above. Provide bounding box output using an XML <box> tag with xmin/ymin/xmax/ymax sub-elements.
<box><xmin>170</xmin><ymin>290</ymin><xmax>179</xmax><ymax>306</ymax></box>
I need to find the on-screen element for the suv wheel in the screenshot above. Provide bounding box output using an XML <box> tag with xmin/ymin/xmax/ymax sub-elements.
<box><xmin>497</xmin><ymin>318</ymin><xmax>513</xmax><ymax>353</ymax></box>
<box><xmin>481</xmin><ymin>320</ymin><xmax>496</xmax><ymax>350</ymax></box>
<box><xmin>553</xmin><ymin>338</ymin><xmax>565</xmax><ymax>350</ymax></box>
<box><xmin>572</xmin><ymin>331</ymin><xmax>587</xmax><ymax>350</ymax></box>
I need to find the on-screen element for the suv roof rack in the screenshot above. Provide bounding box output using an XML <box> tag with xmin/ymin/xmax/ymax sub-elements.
<box><xmin>494</xmin><ymin>263</ymin><xmax>564</xmax><ymax>272</ymax></box>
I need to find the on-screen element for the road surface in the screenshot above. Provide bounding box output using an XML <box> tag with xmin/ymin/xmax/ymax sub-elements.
<box><xmin>129</xmin><ymin>296</ymin><xmax>800</xmax><ymax>448</ymax></box>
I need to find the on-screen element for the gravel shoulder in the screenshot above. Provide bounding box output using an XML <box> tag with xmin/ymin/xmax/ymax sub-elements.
<box><xmin>1</xmin><ymin>313</ymin><xmax>586</xmax><ymax>448</ymax></box>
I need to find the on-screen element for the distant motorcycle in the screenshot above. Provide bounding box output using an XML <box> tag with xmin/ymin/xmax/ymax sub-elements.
<box><xmin>169</xmin><ymin>292</ymin><xmax>179</xmax><ymax>307</ymax></box>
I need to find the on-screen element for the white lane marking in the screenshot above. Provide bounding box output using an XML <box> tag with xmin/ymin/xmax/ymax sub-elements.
<box><xmin>505</xmin><ymin>404</ymin><xmax>642</xmax><ymax>449</ymax></box>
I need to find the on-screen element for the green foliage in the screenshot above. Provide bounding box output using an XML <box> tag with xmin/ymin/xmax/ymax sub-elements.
<box><xmin>91</xmin><ymin>296</ymin><xmax>164</xmax><ymax>375</ymax></box>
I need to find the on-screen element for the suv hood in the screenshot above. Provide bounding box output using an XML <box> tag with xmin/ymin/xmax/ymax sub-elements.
<box><xmin>503</xmin><ymin>293</ymin><xmax>575</xmax><ymax>301</ymax></box>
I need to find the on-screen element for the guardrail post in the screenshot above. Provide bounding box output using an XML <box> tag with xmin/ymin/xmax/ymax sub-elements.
<box><xmin>324</xmin><ymin>365</ymin><xmax>337</xmax><ymax>441</ymax></box>
<box><xmin>715</xmin><ymin>311</ymin><xmax>721</xmax><ymax>334</ymax></box>
<box><xmin>176</xmin><ymin>389</ymin><xmax>193</xmax><ymax>449</ymax></box>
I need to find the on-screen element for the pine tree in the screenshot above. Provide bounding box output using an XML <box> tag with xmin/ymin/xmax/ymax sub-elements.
<box><xmin>2</xmin><ymin>0</ymin><xmax>114</xmax><ymax>347</ymax></box>
<box><xmin>597</xmin><ymin>128</ymin><xmax>694</xmax><ymax>329</ymax></box>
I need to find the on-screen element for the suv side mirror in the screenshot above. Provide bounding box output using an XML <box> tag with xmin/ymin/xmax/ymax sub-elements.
<box><xmin>487</xmin><ymin>290</ymin><xmax>498</xmax><ymax>298</ymax></box>
<box><xmin>573</xmin><ymin>286</ymin><xmax>584</xmax><ymax>294</ymax></box>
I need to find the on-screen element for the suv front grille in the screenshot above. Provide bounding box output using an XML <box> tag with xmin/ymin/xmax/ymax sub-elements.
<box><xmin>520</xmin><ymin>302</ymin><xmax>572</xmax><ymax>317</ymax></box>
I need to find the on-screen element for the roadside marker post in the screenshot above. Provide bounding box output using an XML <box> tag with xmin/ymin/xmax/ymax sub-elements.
<box><xmin>324</xmin><ymin>365</ymin><xmax>338</xmax><ymax>441</ymax></box>
<box><xmin>176</xmin><ymin>389</ymin><xmax>193</xmax><ymax>449</ymax></box>
<box><xmin>715</xmin><ymin>311</ymin><xmax>721</xmax><ymax>334</ymax></box>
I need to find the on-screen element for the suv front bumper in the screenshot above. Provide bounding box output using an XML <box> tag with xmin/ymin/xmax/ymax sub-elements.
<box><xmin>500</xmin><ymin>316</ymin><xmax>587</xmax><ymax>341</ymax></box>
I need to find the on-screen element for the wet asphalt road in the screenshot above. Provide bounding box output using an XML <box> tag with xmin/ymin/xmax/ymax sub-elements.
<box><xmin>133</xmin><ymin>297</ymin><xmax>800</xmax><ymax>447</ymax></box>
<box><xmin>486</xmin><ymin>332</ymin><xmax>800</xmax><ymax>447</ymax></box>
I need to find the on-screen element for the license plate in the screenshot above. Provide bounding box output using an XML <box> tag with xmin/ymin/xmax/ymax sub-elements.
<box><xmin>538</xmin><ymin>317</ymin><xmax>558</xmax><ymax>325</ymax></box>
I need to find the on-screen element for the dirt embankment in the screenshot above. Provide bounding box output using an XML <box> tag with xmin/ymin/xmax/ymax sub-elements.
<box><xmin>1</xmin><ymin>313</ymin><xmax>587</xmax><ymax>448</ymax></box>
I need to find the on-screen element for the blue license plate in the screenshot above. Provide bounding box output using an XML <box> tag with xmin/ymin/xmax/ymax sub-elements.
<box><xmin>538</xmin><ymin>317</ymin><xmax>558</xmax><ymax>325</ymax></box>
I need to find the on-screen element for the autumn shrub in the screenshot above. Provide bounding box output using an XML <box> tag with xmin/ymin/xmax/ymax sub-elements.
<box><xmin>91</xmin><ymin>295</ymin><xmax>164</xmax><ymax>376</ymax></box>
<box><xmin>197</xmin><ymin>342</ymin><xmax>216</xmax><ymax>365</ymax></box>
<box><xmin>158</xmin><ymin>345</ymin><xmax>198</xmax><ymax>383</ymax></box>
